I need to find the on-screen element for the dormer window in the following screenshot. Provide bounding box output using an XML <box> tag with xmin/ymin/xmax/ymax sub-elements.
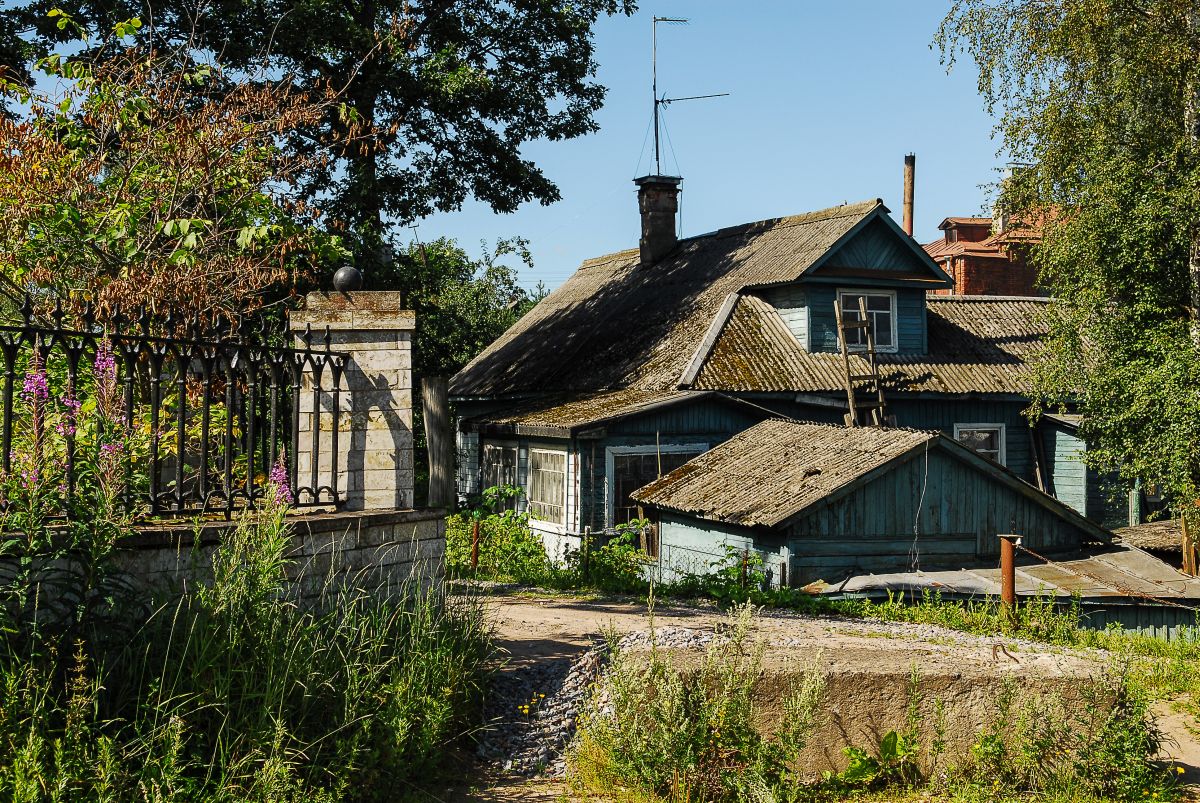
<box><xmin>838</xmin><ymin>290</ymin><xmax>897</xmax><ymax>353</ymax></box>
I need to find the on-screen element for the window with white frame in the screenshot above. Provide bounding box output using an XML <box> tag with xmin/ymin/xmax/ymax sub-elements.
<box><xmin>529</xmin><ymin>449</ymin><xmax>567</xmax><ymax>524</ymax></box>
<box><xmin>838</xmin><ymin>290</ymin><xmax>897</xmax><ymax>352</ymax></box>
<box><xmin>481</xmin><ymin>443</ymin><xmax>519</xmax><ymax>509</ymax></box>
<box><xmin>611</xmin><ymin>448</ymin><xmax>702</xmax><ymax>526</ymax></box>
<box><xmin>954</xmin><ymin>423</ymin><xmax>1006</xmax><ymax>465</ymax></box>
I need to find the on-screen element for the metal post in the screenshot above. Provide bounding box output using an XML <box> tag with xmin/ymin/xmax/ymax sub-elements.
<box><xmin>998</xmin><ymin>534</ymin><xmax>1021</xmax><ymax>610</ymax></box>
<box><xmin>471</xmin><ymin>519</ymin><xmax>480</xmax><ymax>572</ymax></box>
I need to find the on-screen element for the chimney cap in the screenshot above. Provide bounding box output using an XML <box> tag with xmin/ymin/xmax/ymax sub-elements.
<box><xmin>633</xmin><ymin>174</ymin><xmax>682</xmax><ymax>187</ymax></box>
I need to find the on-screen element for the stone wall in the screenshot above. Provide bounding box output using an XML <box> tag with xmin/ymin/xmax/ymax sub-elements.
<box><xmin>117</xmin><ymin>509</ymin><xmax>446</xmax><ymax>599</ymax></box>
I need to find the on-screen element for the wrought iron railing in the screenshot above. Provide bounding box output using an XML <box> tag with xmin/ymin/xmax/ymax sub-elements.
<box><xmin>0</xmin><ymin>297</ymin><xmax>348</xmax><ymax>519</ymax></box>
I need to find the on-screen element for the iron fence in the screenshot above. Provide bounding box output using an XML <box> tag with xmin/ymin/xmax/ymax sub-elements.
<box><xmin>0</xmin><ymin>297</ymin><xmax>349</xmax><ymax>519</ymax></box>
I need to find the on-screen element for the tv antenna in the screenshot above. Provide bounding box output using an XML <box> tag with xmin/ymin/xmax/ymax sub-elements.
<box><xmin>652</xmin><ymin>16</ymin><xmax>728</xmax><ymax>176</ymax></box>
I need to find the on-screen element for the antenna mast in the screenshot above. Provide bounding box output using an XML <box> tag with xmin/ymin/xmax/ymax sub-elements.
<box><xmin>650</xmin><ymin>17</ymin><xmax>728</xmax><ymax>176</ymax></box>
<box><xmin>653</xmin><ymin>16</ymin><xmax>687</xmax><ymax>176</ymax></box>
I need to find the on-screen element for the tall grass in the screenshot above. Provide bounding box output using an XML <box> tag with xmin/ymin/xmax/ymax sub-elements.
<box><xmin>0</xmin><ymin>503</ymin><xmax>492</xmax><ymax>802</ymax></box>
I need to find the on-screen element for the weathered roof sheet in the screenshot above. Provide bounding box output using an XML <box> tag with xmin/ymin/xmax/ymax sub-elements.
<box><xmin>692</xmin><ymin>294</ymin><xmax>1049</xmax><ymax>395</ymax></box>
<box><xmin>1114</xmin><ymin>520</ymin><xmax>1182</xmax><ymax>553</ymax></box>
<box><xmin>451</xmin><ymin>200</ymin><xmax>883</xmax><ymax>397</ymax></box>
<box><xmin>460</xmin><ymin>388</ymin><xmax>769</xmax><ymax>437</ymax></box>
<box><xmin>631</xmin><ymin>419</ymin><xmax>934</xmax><ymax>528</ymax></box>
<box><xmin>830</xmin><ymin>544</ymin><xmax>1200</xmax><ymax>602</ymax></box>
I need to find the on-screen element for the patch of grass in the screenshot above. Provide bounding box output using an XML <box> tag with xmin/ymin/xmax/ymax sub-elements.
<box><xmin>0</xmin><ymin>503</ymin><xmax>493</xmax><ymax>801</ymax></box>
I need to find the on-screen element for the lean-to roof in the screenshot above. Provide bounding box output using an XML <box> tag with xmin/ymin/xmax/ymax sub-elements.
<box><xmin>459</xmin><ymin>388</ymin><xmax>771</xmax><ymax>437</ymax></box>
<box><xmin>631</xmin><ymin>419</ymin><xmax>934</xmax><ymax>528</ymax></box>
<box><xmin>691</xmin><ymin>294</ymin><xmax>1049</xmax><ymax>395</ymax></box>
<box><xmin>632</xmin><ymin>418</ymin><xmax>1109</xmax><ymax>540</ymax></box>
<box><xmin>451</xmin><ymin>200</ymin><xmax>883</xmax><ymax>397</ymax></box>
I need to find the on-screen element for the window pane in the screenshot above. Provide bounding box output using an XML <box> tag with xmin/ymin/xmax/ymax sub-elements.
<box><xmin>871</xmin><ymin>309</ymin><xmax>894</xmax><ymax>346</ymax></box>
<box><xmin>867</xmin><ymin>295</ymin><xmax>891</xmax><ymax>312</ymax></box>
<box><xmin>530</xmin><ymin>450</ymin><xmax>566</xmax><ymax>523</ymax></box>
<box><xmin>956</xmin><ymin>428</ymin><xmax>1003</xmax><ymax>463</ymax></box>
<box><xmin>613</xmin><ymin>450</ymin><xmax>701</xmax><ymax>525</ymax></box>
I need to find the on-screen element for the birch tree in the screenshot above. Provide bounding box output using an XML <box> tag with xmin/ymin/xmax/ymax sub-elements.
<box><xmin>938</xmin><ymin>0</ymin><xmax>1200</xmax><ymax>528</ymax></box>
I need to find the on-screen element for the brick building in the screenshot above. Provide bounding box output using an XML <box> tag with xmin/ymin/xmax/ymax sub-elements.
<box><xmin>923</xmin><ymin>216</ymin><xmax>1044</xmax><ymax>297</ymax></box>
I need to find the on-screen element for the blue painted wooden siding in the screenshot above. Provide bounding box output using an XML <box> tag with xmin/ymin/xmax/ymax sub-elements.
<box><xmin>785</xmin><ymin>448</ymin><xmax>1090</xmax><ymax>585</ymax></box>
<box><xmin>574</xmin><ymin>399</ymin><xmax>769</xmax><ymax>532</ymax></box>
<box><xmin>806</xmin><ymin>286</ymin><xmax>927</xmax><ymax>354</ymax></box>
<box><xmin>1042</xmin><ymin>422</ymin><xmax>1087</xmax><ymax>517</ymax></box>
<box><xmin>822</xmin><ymin>216</ymin><xmax>932</xmax><ymax>274</ymax></box>
<box><xmin>888</xmin><ymin>399</ymin><xmax>1035</xmax><ymax>484</ymax></box>
<box><xmin>761</xmin><ymin>285</ymin><xmax>809</xmax><ymax>349</ymax></box>
<box><xmin>655</xmin><ymin>514</ymin><xmax>789</xmax><ymax>587</ymax></box>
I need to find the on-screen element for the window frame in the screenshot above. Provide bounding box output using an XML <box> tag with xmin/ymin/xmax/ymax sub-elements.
<box><xmin>605</xmin><ymin>443</ymin><xmax>708</xmax><ymax>528</ymax></box>
<box><xmin>479</xmin><ymin>440</ymin><xmax>520</xmax><ymax>510</ymax></box>
<box><xmin>953</xmin><ymin>423</ymin><xmax>1007</xmax><ymax>466</ymax></box>
<box><xmin>528</xmin><ymin>447</ymin><xmax>568</xmax><ymax>526</ymax></box>
<box><xmin>836</xmin><ymin>288</ymin><xmax>899</xmax><ymax>354</ymax></box>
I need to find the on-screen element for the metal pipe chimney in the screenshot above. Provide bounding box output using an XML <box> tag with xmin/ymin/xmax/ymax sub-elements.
<box><xmin>902</xmin><ymin>154</ymin><xmax>915</xmax><ymax>236</ymax></box>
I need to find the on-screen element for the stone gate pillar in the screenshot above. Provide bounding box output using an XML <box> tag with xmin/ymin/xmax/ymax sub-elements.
<box><xmin>290</xmin><ymin>291</ymin><xmax>415</xmax><ymax>511</ymax></box>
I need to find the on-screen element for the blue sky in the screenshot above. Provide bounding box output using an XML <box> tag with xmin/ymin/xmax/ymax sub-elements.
<box><xmin>420</xmin><ymin>1</ymin><xmax>1002</xmax><ymax>291</ymax></box>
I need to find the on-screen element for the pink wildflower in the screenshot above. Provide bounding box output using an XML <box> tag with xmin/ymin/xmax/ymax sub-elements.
<box><xmin>268</xmin><ymin>456</ymin><xmax>293</xmax><ymax>506</ymax></box>
<box><xmin>20</xmin><ymin>355</ymin><xmax>49</xmax><ymax>405</ymax></box>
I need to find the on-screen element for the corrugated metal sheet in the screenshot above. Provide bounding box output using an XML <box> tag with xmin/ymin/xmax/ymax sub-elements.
<box><xmin>693</xmin><ymin>294</ymin><xmax>1049</xmax><ymax>395</ymax></box>
<box><xmin>832</xmin><ymin>545</ymin><xmax>1200</xmax><ymax>601</ymax></box>
<box><xmin>631</xmin><ymin>419</ymin><xmax>933</xmax><ymax>528</ymax></box>
<box><xmin>460</xmin><ymin>388</ymin><xmax>774</xmax><ymax>437</ymax></box>
<box><xmin>1115</xmin><ymin>519</ymin><xmax>1182</xmax><ymax>553</ymax></box>
<box><xmin>451</xmin><ymin>200</ymin><xmax>882</xmax><ymax>397</ymax></box>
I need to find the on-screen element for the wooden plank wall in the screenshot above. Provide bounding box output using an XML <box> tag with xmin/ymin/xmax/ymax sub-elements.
<box><xmin>889</xmin><ymin>398</ymin><xmax>1035</xmax><ymax>484</ymax></box>
<box><xmin>785</xmin><ymin>448</ymin><xmax>1091</xmax><ymax>585</ymax></box>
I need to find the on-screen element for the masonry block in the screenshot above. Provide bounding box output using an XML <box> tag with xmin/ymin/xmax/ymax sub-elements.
<box><xmin>290</xmin><ymin>292</ymin><xmax>415</xmax><ymax>512</ymax></box>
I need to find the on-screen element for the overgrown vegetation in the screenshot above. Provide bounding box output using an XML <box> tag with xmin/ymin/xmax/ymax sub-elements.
<box><xmin>569</xmin><ymin>604</ymin><xmax>1181</xmax><ymax>803</ymax></box>
<box><xmin>0</xmin><ymin>345</ymin><xmax>492</xmax><ymax>800</ymax></box>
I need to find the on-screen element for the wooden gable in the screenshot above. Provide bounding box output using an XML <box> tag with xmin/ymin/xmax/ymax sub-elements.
<box><xmin>802</xmin><ymin>209</ymin><xmax>953</xmax><ymax>288</ymax></box>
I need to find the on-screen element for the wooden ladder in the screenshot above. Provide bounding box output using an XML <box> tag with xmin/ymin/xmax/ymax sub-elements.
<box><xmin>834</xmin><ymin>297</ymin><xmax>890</xmax><ymax>428</ymax></box>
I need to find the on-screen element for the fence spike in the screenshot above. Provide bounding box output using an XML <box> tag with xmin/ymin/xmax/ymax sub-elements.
<box><xmin>19</xmin><ymin>295</ymin><xmax>32</xmax><ymax>325</ymax></box>
<box><xmin>323</xmin><ymin>325</ymin><xmax>332</xmax><ymax>352</ymax></box>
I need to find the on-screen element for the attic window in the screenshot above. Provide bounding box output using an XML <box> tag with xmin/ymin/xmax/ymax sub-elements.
<box><xmin>954</xmin><ymin>423</ymin><xmax>1007</xmax><ymax>466</ymax></box>
<box><xmin>838</xmin><ymin>290</ymin><xmax>897</xmax><ymax>353</ymax></box>
<box><xmin>946</xmin><ymin>228</ymin><xmax>958</xmax><ymax>243</ymax></box>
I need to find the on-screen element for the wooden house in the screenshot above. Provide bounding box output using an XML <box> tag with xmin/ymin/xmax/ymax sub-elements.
<box><xmin>629</xmin><ymin>419</ymin><xmax>1110</xmax><ymax>587</ymax></box>
<box><xmin>450</xmin><ymin>175</ymin><xmax>1115</xmax><ymax>562</ymax></box>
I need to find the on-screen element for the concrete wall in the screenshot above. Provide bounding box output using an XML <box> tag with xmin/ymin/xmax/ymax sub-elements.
<box><xmin>117</xmin><ymin>510</ymin><xmax>446</xmax><ymax>599</ymax></box>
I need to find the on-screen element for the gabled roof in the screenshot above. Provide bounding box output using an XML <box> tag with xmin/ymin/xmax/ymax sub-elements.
<box><xmin>451</xmin><ymin>200</ymin><xmax>886</xmax><ymax>397</ymax></box>
<box><xmin>632</xmin><ymin>419</ymin><xmax>1111</xmax><ymax>542</ymax></box>
<box><xmin>460</xmin><ymin>388</ymin><xmax>775</xmax><ymax>438</ymax></box>
<box><xmin>691</xmin><ymin>295</ymin><xmax>1050</xmax><ymax>395</ymax></box>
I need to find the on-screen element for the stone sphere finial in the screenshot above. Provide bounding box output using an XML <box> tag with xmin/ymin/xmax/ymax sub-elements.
<box><xmin>332</xmin><ymin>265</ymin><xmax>363</xmax><ymax>293</ymax></box>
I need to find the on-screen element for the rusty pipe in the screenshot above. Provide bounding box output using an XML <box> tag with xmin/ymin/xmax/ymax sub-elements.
<box><xmin>902</xmin><ymin>153</ymin><xmax>915</xmax><ymax>236</ymax></box>
<box><xmin>998</xmin><ymin>533</ymin><xmax>1020</xmax><ymax>609</ymax></box>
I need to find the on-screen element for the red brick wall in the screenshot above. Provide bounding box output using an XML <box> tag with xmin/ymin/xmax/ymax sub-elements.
<box><xmin>933</xmin><ymin>253</ymin><xmax>1042</xmax><ymax>297</ymax></box>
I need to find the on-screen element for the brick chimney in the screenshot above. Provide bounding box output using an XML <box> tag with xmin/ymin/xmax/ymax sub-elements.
<box><xmin>634</xmin><ymin>175</ymin><xmax>681</xmax><ymax>265</ymax></box>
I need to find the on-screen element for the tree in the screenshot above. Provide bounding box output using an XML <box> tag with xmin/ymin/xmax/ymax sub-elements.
<box><xmin>937</xmin><ymin>2</ymin><xmax>1200</xmax><ymax>516</ymax></box>
<box><xmin>1</xmin><ymin>0</ymin><xmax>636</xmax><ymax>272</ymax></box>
<box><xmin>0</xmin><ymin>17</ymin><xmax>350</xmax><ymax>319</ymax></box>
<box><xmin>376</xmin><ymin>236</ymin><xmax>543</xmax><ymax>378</ymax></box>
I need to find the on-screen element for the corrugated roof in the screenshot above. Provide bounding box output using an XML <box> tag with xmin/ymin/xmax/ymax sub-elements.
<box><xmin>1114</xmin><ymin>520</ymin><xmax>1182</xmax><ymax>553</ymax></box>
<box><xmin>831</xmin><ymin>544</ymin><xmax>1200</xmax><ymax>602</ymax></box>
<box><xmin>692</xmin><ymin>294</ymin><xmax>1049</xmax><ymax>395</ymax></box>
<box><xmin>631</xmin><ymin>419</ymin><xmax>934</xmax><ymax>528</ymax></box>
<box><xmin>461</xmin><ymin>388</ymin><xmax>716</xmax><ymax>436</ymax></box>
<box><xmin>451</xmin><ymin>200</ymin><xmax>883</xmax><ymax>397</ymax></box>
